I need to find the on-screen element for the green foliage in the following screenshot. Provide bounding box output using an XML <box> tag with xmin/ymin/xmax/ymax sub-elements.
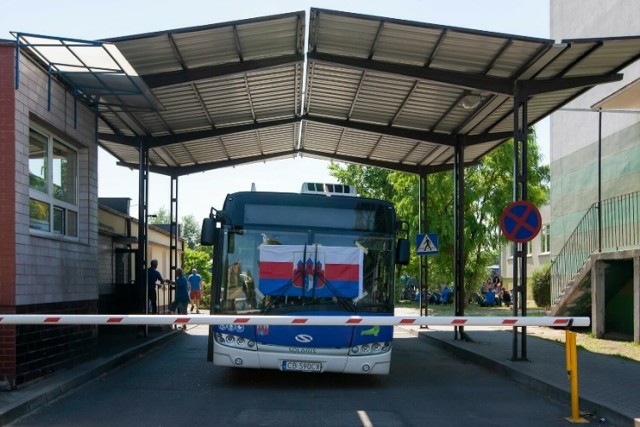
<box><xmin>183</xmin><ymin>247</ymin><xmax>212</xmax><ymax>285</ymax></box>
<box><xmin>149</xmin><ymin>207</ymin><xmax>171</xmax><ymax>224</ymax></box>
<box><xmin>327</xmin><ymin>163</ymin><xmax>395</xmax><ymax>200</ymax></box>
<box><xmin>149</xmin><ymin>210</ymin><xmax>202</xmax><ymax>250</ymax></box>
<box><xmin>531</xmin><ymin>263</ymin><xmax>551</xmax><ymax>308</ymax></box>
<box><xmin>200</xmin><ymin>280</ymin><xmax>211</xmax><ymax>308</ymax></box>
<box><xmin>328</xmin><ymin>131</ymin><xmax>549</xmax><ymax>297</ymax></box>
<box><xmin>181</xmin><ymin>214</ymin><xmax>201</xmax><ymax>249</ymax></box>
<box><xmin>183</xmin><ymin>246</ymin><xmax>213</xmax><ymax>307</ymax></box>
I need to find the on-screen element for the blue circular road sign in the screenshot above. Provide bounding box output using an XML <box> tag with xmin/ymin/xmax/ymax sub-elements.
<box><xmin>500</xmin><ymin>200</ymin><xmax>542</xmax><ymax>243</ymax></box>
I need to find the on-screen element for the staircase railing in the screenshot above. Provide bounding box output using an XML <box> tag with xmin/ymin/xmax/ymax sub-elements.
<box><xmin>551</xmin><ymin>190</ymin><xmax>640</xmax><ymax>304</ymax></box>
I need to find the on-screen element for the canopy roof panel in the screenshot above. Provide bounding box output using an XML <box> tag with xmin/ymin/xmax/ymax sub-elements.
<box><xmin>16</xmin><ymin>9</ymin><xmax>640</xmax><ymax>176</ymax></box>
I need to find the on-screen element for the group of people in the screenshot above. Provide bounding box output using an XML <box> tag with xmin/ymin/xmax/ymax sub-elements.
<box><xmin>147</xmin><ymin>259</ymin><xmax>203</xmax><ymax>317</ymax></box>
<box><xmin>472</xmin><ymin>276</ymin><xmax>511</xmax><ymax>307</ymax></box>
<box><xmin>399</xmin><ymin>274</ymin><xmax>453</xmax><ymax>305</ymax></box>
<box><xmin>428</xmin><ymin>285</ymin><xmax>453</xmax><ymax>305</ymax></box>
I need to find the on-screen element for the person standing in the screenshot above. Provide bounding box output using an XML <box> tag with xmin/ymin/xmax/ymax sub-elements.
<box><xmin>187</xmin><ymin>268</ymin><xmax>203</xmax><ymax>313</ymax></box>
<box><xmin>172</xmin><ymin>268</ymin><xmax>191</xmax><ymax>330</ymax></box>
<box><xmin>147</xmin><ymin>259</ymin><xmax>167</xmax><ymax>314</ymax></box>
<box><xmin>173</xmin><ymin>268</ymin><xmax>190</xmax><ymax>313</ymax></box>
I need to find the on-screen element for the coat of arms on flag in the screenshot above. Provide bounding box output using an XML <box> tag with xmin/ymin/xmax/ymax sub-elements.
<box><xmin>258</xmin><ymin>245</ymin><xmax>363</xmax><ymax>298</ymax></box>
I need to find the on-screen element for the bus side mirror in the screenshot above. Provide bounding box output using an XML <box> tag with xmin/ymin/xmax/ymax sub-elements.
<box><xmin>200</xmin><ymin>218</ymin><xmax>219</xmax><ymax>246</ymax></box>
<box><xmin>396</xmin><ymin>238</ymin><xmax>410</xmax><ymax>265</ymax></box>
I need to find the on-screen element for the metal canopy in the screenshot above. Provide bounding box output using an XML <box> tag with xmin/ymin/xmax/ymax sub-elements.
<box><xmin>18</xmin><ymin>9</ymin><xmax>640</xmax><ymax>176</ymax></box>
<box><xmin>592</xmin><ymin>77</ymin><xmax>640</xmax><ymax>110</ymax></box>
<box><xmin>13</xmin><ymin>33</ymin><xmax>160</xmax><ymax>112</ymax></box>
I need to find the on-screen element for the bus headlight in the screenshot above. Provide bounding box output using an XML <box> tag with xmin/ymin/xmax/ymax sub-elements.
<box><xmin>349</xmin><ymin>342</ymin><xmax>390</xmax><ymax>356</ymax></box>
<box><xmin>215</xmin><ymin>333</ymin><xmax>257</xmax><ymax>351</ymax></box>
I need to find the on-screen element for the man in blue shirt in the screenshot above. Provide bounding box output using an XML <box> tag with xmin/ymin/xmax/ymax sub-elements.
<box><xmin>187</xmin><ymin>268</ymin><xmax>203</xmax><ymax>313</ymax></box>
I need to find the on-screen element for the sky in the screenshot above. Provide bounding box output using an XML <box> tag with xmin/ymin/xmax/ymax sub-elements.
<box><xmin>2</xmin><ymin>0</ymin><xmax>551</xmax><ymax>222</ymax></box>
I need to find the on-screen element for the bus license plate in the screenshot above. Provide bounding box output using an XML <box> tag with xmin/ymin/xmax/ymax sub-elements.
<box><xmin>282</xmin><ymin>361</ymin><xmax>323</xmax><ymax>372</ymax></box>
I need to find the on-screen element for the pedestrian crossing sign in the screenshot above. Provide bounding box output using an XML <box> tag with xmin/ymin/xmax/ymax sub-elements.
<box><xmin>416</xmin><ymin>233</ymin><xmax>438</xmax><ymax>255</ymax></box>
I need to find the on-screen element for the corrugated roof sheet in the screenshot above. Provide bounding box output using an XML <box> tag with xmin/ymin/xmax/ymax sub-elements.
<box><xmin>18</xmin><ymin>9</ymin><xmax>640</xmax><ymax>176</ymax></box>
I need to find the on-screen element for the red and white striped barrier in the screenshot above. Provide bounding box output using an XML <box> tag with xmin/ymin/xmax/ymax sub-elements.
<box><xmin>0</xmin><ymin>315</ymin><xmax>590</xmax><ymax>328</ymax></box>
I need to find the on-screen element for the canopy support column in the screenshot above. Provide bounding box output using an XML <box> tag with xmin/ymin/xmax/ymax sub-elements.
<box><xmin>419</xmin><ymin>172</ymin><xmax>428</xmax><ymax>319</ymax></box>
<box><xmin>511</xmin><ymin>92</ymin><xmax>529</xmax><ymax>361</ymax></box>
<box><xmin>167</xmin><ymin>176</ymin><xmax>179</xmax><ymax>308</ymax></box>
<box><xmin>453</xmin><ymin>136</ymin><xmax>466</xmax><ymax>340</ymax></box>
<box><xmin>136</xmin><ymin>139</ymin><xmax>150</xmax><ymax>335</ymax></box>
<box><xmin>169</xmin><ymin>176</ymin><xmax>179</xmax><ymax>281</ymax></box>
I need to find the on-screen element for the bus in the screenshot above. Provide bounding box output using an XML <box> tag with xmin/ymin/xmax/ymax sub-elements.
<box><xmin>200</xmin><ymin>186</ymin><xmax>409</xmax><ymax>375</ymax></box>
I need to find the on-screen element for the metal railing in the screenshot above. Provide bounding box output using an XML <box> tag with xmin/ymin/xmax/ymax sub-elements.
<box><xmin>551</xmin><ymin>190</ymin><xmax>640</xmax><ymax>304</ymax></box>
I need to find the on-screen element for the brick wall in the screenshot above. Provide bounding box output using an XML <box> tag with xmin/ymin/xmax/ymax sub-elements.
<box><xmin>14</xmin><ymin>301</ymin><xmax>97</xmax><ymax>387</ymax></box>
<box><xmin>0</xmin><ymin>44</ymin><xmax>18</xmax><ymax>387</ymax></box>
<box><xmin>0</xmin><ymin>45</ymin><xmax>16</xmax><ymax>308</ymax></box>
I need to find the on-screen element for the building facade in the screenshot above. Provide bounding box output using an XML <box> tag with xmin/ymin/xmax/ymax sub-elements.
<box><xmin>98</xmin><ymin>199</ymin><xmax>184</xmax><ymax>315</ymax></box>
<box><xmin>549</xmin><ymin>0</ymin><xmax>640</xmax><ymax>341</ymax></box>
<box><xmin>0</xmin><ymin>39</ymin><xmax>100</xmax><ymax>388</ymax></box>
<box><xmin>550</xmin><ymin>0</ymin><xmax>640</xmax><ymax>254</ymax></box>
<box><xmin>0</xmin><ymin>41</ymin><xmax>185</xmax><ymax>388</ymax></box>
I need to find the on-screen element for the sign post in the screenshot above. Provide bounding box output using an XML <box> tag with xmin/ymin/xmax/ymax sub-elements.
<box><xmin>500</xmin><ymin>200</ymin><xmax>542</xmax><ymax>361</ymax></box>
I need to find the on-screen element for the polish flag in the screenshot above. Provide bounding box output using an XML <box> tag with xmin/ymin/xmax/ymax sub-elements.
<box><xmin>258</xmin><ymin>245</ymin><xmax>363</xmax><ymax>298</ymax></box>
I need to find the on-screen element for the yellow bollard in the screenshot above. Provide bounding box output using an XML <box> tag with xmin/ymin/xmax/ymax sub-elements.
<box><xmin>564</xmin><ymin>330</ymin><xmax>588</xmax><ymax>423</ymax></box>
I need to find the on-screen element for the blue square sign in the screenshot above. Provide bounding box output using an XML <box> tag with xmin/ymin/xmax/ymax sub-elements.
<box><xmin>416</xmin><ymin>233</ymin><xmax>438</xmax><ymax>255</ymax></box>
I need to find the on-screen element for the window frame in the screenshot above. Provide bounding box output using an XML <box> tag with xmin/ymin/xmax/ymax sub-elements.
<box><xmin>540</xmin><ymin>223</ymin><xmax>550</xmax><ymax>254</ymax></box>
<box><xmin>28</xmin><ymin>125</ymin><xmax>79</xmax><ymax>238</ymax></box>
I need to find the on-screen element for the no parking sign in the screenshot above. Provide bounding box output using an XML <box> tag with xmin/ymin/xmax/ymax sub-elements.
<box><xmin>499</xmin><ymin>201</ymin><xmax>542</xmax><ymax>243</ymax></box>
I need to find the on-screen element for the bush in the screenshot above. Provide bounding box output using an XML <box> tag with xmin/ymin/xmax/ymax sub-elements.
<box><xmin>531</xmin><ymin>263</ymin><xmax>551</xmax><ymax>308</ymax></box>
<box><xmin>200</xmin><ymin>281</ymin><xmax>211</xmax><ymax>309</ymax></box>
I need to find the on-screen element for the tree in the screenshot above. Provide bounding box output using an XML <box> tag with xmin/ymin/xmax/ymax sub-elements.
<box><xmin>183</xmin><ymin>246</ymin><xmax>213</xmax><ymax>307</ymax></box>
<box><xmin>328</xmin><ymin>163</ymin><xmax>394</xmax><ymax>200</ymax></box>
<box><xmin>183</xmin><ymin>247</ymin><xmax>212</xmax><ymax>285</ymax></box>
<box><xmin>181</xmin><ymin>214</ymin><xmax>201</xmax><ymax>249</ymax></box>
<box><xmin>149</xmin><ymin>207</ymin><xmax>170</xmax><ymax>224</ymax></box>
<box><xmin>328</xmin><ymin>132</ymin><xmax>549</xmax><ymax>298</ymax></box>
<box><xmin>148</xmin><ymin>210</ymin><xmax>202</xmax><ymax>250</ymax></box>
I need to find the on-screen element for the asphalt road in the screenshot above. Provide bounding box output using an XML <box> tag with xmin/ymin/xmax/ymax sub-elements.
<box><xmin>9</xmin><ymin>325</ymin><xmax>575</xmax><ymax>427</ymax></box>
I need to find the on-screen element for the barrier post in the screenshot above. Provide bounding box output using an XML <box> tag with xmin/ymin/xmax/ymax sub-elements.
<box><xmin>564</xmin><ymin>330</ymin><xmax>588</xmax><ymax>424</ymax></box>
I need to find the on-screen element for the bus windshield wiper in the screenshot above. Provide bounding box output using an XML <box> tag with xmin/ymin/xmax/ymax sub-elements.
<box><xmin>314</xmin><ymin>272</ymin><xmax>356</xmax><ymax>313</ymax></box>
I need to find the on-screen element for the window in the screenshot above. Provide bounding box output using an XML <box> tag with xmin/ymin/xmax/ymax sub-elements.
<box><xmin>540</xmin><ymin>224</ymin><xmax>550</xmax><ymax>254</ymax></box>
<box><xmin>28</xmin><ymin>127</ymin><xmax>78</xmax><ymax>237</ymax></box>
<box><xmin>526</xmin><ymin>241</ymin><xmax>533</xmax><ymax>256</ymax></box>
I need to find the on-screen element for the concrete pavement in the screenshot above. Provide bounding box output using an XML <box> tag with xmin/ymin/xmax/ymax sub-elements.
<box><xmin>413</xmin><ymin>326</ymin><xmax>640</xmax><ymax>426</ymax></box>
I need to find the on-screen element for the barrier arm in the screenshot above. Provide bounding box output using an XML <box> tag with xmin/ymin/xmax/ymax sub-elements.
<box><xmin>0</xmin><ymin>315</ymin><xmax>590</xmax><ymax>327</ymax></box>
